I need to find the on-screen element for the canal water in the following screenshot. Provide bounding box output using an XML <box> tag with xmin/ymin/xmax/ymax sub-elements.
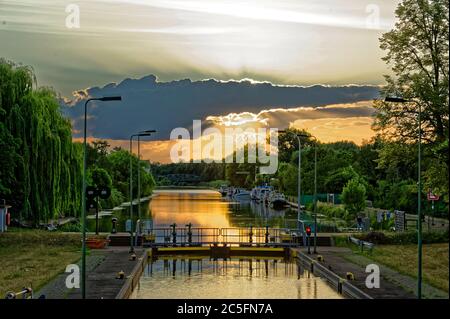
<box><xmin>90</xmin><ymin>189</ymin><xmax>341</xmax><ymax>299</ymax></box>
<box><xmin>131</xmin><ymin>257</ymin><xmax>342</xmax><ymax>299</ymax></box>
<box><xmin>87</xmin><ymin>189</ymin><xmax>299</xmax><ymax>232</ymax></box>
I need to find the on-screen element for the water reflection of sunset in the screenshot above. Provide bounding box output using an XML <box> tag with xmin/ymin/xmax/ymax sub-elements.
<box><xmin>149</xmin><ymin>190</ymin><xmax>232</xmax><ymax>228</ymax></box>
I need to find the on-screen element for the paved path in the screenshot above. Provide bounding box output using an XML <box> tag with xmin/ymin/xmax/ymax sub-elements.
<box><xmin>294</xmin><ymin>247</ymin><xmax>448</xmax><ymax>299</ymax></box>
<box><xmin>36</xmin><ymin>247</ymin><xmax>143</xmax><ymax>299</ymax></box>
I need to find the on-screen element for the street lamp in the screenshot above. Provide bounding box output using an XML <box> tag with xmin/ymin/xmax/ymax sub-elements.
<box><xmin>82</xmin><ymin>95</ymin><xmax>121</xmax><ymax>299</ymax></box>
<box><xmin>137</xmin><ymin>130</ymin><xmax>156</xmax><ymax>239</ymax></box>
<box><xmin>279</xmin><ymin>130</ymin><xmax>305</xmax><ymax>242</ymax></box>
<box><xmin>298</xmin><ymin>133</ymin><xmax>318</xmax><ymax>253</ymax></box>
<box><xmin>384</xmin><ymin>95</ymin><xmax>422</xmax><ymax>299</ymax></box>
<box><xmin>304</xmin><ymin>135</ymin><xmax>318</xmax><ymax>254</ymax></box>
<box><xmin>129</xmin><ymin>130</ymin><xmax>156</xmax><ymax>253</ymax></box>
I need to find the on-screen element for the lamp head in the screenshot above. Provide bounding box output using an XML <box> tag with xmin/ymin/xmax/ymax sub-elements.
<box><xmin>138</xmin><ymin>129</ymin><xmax>156</xmax><ymax>137</ymax></box>
<box><xmin>99</xmin><ymin>96</ymin><xmax>122</xmax><ymax>101</ymax></box>
<box><xmin>384</xmin><ymin>96</ymin><xmax>408</xmax><ymax>103</ymax></box>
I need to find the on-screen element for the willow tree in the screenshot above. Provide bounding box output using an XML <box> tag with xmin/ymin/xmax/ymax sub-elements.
<box><xmin>0</xmin><ymin>60</ymin><xmax>82</xmax><ymax>224</ymax></box>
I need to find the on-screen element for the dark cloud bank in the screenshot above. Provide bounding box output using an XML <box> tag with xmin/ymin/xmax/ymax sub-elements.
<box><xmin>62</xmin><ymin>75</ymin><xmax>380</xmax><ymax>140</ymax></box>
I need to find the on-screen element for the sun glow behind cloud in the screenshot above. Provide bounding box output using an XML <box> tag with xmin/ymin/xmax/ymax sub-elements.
<box><xmin>73</xmin><ymin>100</ymin><xmax>377</xmax><ymax>163</ymax></box>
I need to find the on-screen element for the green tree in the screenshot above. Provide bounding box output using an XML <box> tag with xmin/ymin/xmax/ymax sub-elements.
<box><xmin>106</xmin><ymin>149</ymin><xmax>155</xmax><ymax>199</ymax></box>
<box><xmin>0</xmin><ymin>60</ymin><xmax>82</xmax><ymax>224</ymax></box>
<box><xmin>90</xmin><ymin>167</ymin><xmax>112</xmax><ymax>188</ymax></box>
<box><xmin>341</xmin><ymin>178</ymin><xmax>367</xmax><ymax>216</ymax></box>
<box><xmin>373</xmin><ymin>0</ymin><xmax>449</xmax><ymax>204</ymax></box>
<box><xmin>324</xmin><ymin>166</ymin><xmax>361</xmax><ymax>194</ymax></box>
<box><xmin>278</xmin><ymin>162</ymin><xmax>298</xmax><ymax>195</ymax></box>
<box><xmin>0</xmin><ymin>123</ymin><xmax>18</xmax><ymax>195</ymax></box>
<box><xmin>277</xmin><ymin>128</ymin><xmax>313</xmax><ymax>163</ymax></box>
<box><xmin>87</xmin><ymin>140</ymin><xmax>110</xmax><ymax>167</ymax></box>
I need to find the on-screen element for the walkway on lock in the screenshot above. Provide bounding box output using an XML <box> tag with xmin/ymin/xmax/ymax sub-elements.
<box><xmin>108</xmin><ymin>226</ymin><xmax>333</xmax><ymax>248</ymax></box>
<box><xmin>36</xmin><ymin>247</ymin><xmax>144</xmax><ymax>299</ymax></box>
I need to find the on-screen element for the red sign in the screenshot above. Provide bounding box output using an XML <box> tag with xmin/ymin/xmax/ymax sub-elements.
<box><xmin>427</xmin><ymin>190</ymin><xmax>439</xmax><ymax>201</ymax></box>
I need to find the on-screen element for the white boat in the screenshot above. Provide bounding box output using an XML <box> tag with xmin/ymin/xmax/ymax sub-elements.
<box><xmin>218</xmin><ymin>185</ymin><xmax>228</xmax><ymax>197</ymax></box>
<box><xmin>262</xmin><ymin>190</ymin><xmax>271</xmax><ymax>206</ymax></box>
<box><xmin>250</xmin><ymin>188</ymin><xmax>259</xmax><ymax>200</ymax></box>
<box><xmin>268</xmin><ymin>191</ymin><xmax>288</xmax><ymax>209</ymax></box>
<box><xmin>232</xmin><ymin>188</ymin><xmax>251</xmax><ymax>200</ymax></box>
<box><xmin>251</xmin><ymin>186</ymin><xmax>272</xmax><ymax>202</ymax></box>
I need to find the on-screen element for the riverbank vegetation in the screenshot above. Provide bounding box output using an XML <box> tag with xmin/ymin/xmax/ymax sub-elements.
<box><xmin>339</xmin><ymin>239</ymin><xmax>449</xmax><ymax>293</ymax></box>
<box><xmin>0</xmin><ymin>60</ymin><xmax>155</xmax><ymax>225</ymax></box>
<box><xmin>0</xmin><ymin>229</ymin><xmax>82</xmax><ymax>296</ymax></box>
<box><xmin>368</xmin><ymin>243</ymin><xmax>449</xmax><ymax>293</ymax></box>
<box><xmin>86</xmin><ymin>140</ymin><xmax>156</xmax><ymax>209</ymax></box>
<box><xmin>152</xmin><ymin>0</ymin><xmax>449</xmax><ymax>224</ymax></box>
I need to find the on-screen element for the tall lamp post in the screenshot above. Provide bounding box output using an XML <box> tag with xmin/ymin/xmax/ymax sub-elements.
<box><xmin>82</xmin><ymin>96</ymin><xmax>121</xmax><ymax>299</ymax></box>
<box><xmin>385</xmin><ymin>96</ymin><xmax>422</xmax><ymax>299</ymax></box>
<box><xmin>137</xmin><ymin>130</ymin><xmax>156</xmax><ymax>235</ymax></box>
<box><xmin>129</xmin><ymin>130</ymin><xmax>156</xmax><ymax>253</ymax></box>
<box><xmin>305</xmin><ymin>135</ymin><xmax>318</xmax><ymax>253</ymax></box>
<box><xmin>279</xmin><ymin>131</ymin><xmax>303</xmax><ymax>235</ymax></box>
<box><xmin>298</xmin><ymin>134</ymin><xmax>318</xmax><ymax>253</ymax></box>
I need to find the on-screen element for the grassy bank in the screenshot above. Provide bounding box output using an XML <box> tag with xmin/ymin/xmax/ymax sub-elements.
<box><xmin>366</xmin><ymin>243</ymin><xmax>449</xmax><ymax>292</ymax></box>
<box><xmin>335</xmin><ymin>235</ymin><xmax>449</xmax><ymax>292</ymax></box>
<box><xmin>0</xmin><ymin>229</ymin><xmax>83</xmax><ymax>296</ymax></box>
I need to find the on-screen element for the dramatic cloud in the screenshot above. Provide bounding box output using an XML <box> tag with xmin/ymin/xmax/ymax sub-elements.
<box><xmin>206</xmin><ymin>101</ymin><xmax>375</xmax><ymax>129</ymax></box>
<box><xmin>62</xmin><ymin>75</ymin><xmax>380</xmax><ymax>141</ymax></box>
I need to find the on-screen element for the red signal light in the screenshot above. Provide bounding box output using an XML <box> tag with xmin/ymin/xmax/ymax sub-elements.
<box><xmin>305</xmin><ymin>226</ymin><xmax>312</xmax><ymax>236</ymax></box>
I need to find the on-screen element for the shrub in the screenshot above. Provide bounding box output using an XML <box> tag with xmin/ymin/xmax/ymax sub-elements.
<box><xmin>0</xmin><ymin>230</ymin><xmax>81</xmax><ymax>247</ymax></box>
<box><xmin>356</xmin><ymin>229</ymin><xmax>449</xmax><ymax>245</ymax></box>
<box><xmin>356</xmin><ymin>231</ymin><xmax>389</xmax><ymax>244</ymax></box>
<box><xmin>315</xmin><ymin>202</ymin><xmax>348</xmax><ymax>220</ymax></box>
<box><xmin>58</xmin><ymin>222</ymin><xmax>82</xmax><ymax>233</ymax></box>
<box><xmin>341</xmin><ymin>177</ymin><xmax>367</xmax><ymax>216</ymax></box>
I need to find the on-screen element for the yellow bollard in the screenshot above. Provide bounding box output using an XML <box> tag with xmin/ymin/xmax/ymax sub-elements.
<box><xmin>346</xmin><ymin>272</ymin><xmax>355</xmax><ymax>280</ymax></box>
<box><xmin>116</xmin><ymin>270</ymin><xmax>125</xmax><ymax>279</ymax></box>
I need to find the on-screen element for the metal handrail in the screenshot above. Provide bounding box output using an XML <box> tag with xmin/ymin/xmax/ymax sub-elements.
<box><xmin>144</xmin><ymin>227</ymin><xmax>302</xmax><ymax>246</ymax></box>
<box><xmin>5</xmin><ymin>287</ymin><xmax>33</xmax><ymax>299</ymax></box>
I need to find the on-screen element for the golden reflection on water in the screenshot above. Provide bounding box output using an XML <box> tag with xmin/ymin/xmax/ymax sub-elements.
<box><xmin>135</xmin><ymin>190</ymin><xmax>342</xmax><ymax>299</ymax></box>
<box><xmin>131</xmin><ymin>257</ymin><xmax>342</xmax><ymax>299</ymax></box>
<box><xmin>150</xmin><ymin>189</ymin><xmax>233</xmax><ymax>228</ymax></box>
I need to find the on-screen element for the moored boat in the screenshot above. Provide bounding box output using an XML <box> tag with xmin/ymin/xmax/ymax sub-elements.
<box><xmin>268</xmin><ymin>191</ymin><xmax>288</xmax><ymax>209</ymax></box>
<box><xmin>232</xmin><ymin>188</ymin><xmax>251</xmax><ymax>200</ymax></box>
<box><xmin>218</xmin><ymin>185</ymin><xmax>228</xmax><ymax>197</ymax></box>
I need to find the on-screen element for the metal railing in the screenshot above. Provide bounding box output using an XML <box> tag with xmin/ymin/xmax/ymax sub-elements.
<box><xmin>143</xmin><ymin>226</ymin><xmax>302</xmax><ymax>247</ymax></box>
<box><xmin>295</xmin><ymin>251</ymin><xmax>373</xmax><ymax>299</ymax></box>
<box><xmin>5</xmin><ymin>287</ymin><xmax>33</xmax><ymax>299</ymax></box>
<box><xmin>150</xmin><ymin>227</ymin><xmax>221</xmax><ymax>245</ymax></box>
<box><xmin>348</xmin><ymin>236</ymin><xmax>374</xmax><ymax>253</ymax></box>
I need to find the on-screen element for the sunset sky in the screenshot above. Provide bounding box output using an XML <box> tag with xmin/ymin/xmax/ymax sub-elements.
<box><xmin>0</xmin><ymin>0</ymin><xmax>399</xmax><ymax>162</ymax></box>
